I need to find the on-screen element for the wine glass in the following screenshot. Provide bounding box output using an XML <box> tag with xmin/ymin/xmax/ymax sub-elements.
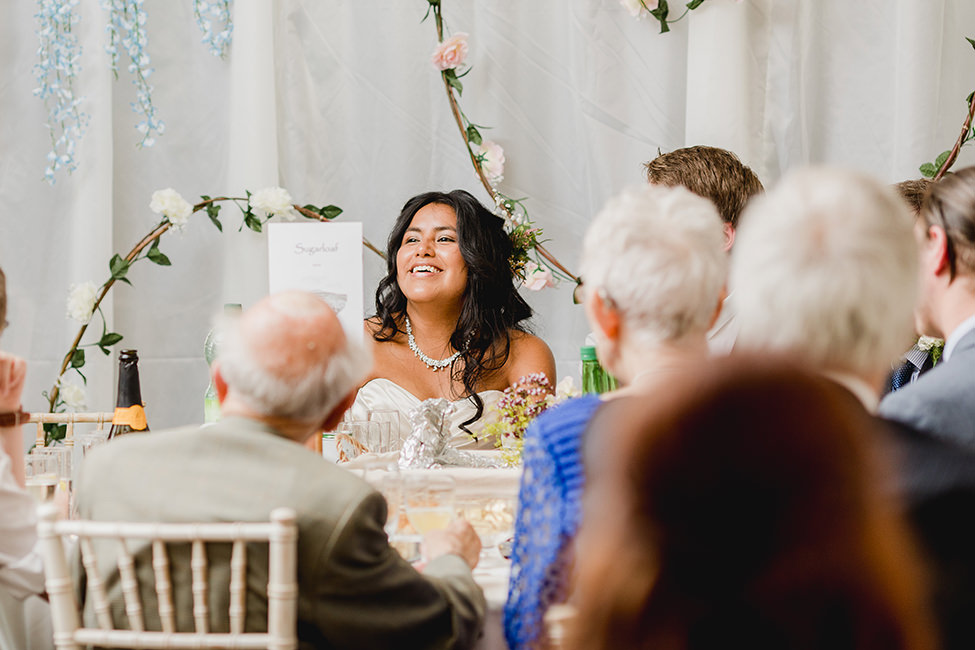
<box><xmin>403</xmin><ymin>474</ymin><xmax>456</xmax><ymax>535</ymax></box>
<box><xmin>24</xmin><ymin>452</ymin><xmax>58</xmax><ymax>503</ymax></box>
<box><xmin>368</xmin><ymin>409</ymin><xmax>401</xmax><ymax>451</ymax></box>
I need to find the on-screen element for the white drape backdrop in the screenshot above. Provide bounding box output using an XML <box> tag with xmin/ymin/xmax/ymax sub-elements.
<box><xmin>1</xmin><ymin>0</ymin><xmax>973</xmax><ymax>430</ymax></box>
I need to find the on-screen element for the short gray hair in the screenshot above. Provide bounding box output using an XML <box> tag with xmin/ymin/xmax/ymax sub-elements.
<box><xmin>581</xmin><ymin>185</ymin><xmax>727</xmax><ymax>346</ymax></box>
<box><xmin>217</xmin><ymin>314</ymin><xmax>370</xmax><ymax>422</ymax></box>
<box><xmin>732</xmin><ymin>167</ymin><xmax>918</xmax><ymax>376</ymax></box>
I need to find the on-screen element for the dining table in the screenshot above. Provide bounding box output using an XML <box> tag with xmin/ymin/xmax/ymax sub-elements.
<box><xmin>342</xmin><ymin>451</ymin><xmax>520</xmax><ymax>650</ymax></box>
<box><xmin>22</xmin><ymin>430</ymin><xmax>522</xmax><ymax>650</ymax></box>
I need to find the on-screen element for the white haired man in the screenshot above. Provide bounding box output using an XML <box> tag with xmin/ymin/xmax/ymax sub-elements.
<box><xmin>731</xmin><ymin>167</ymin><xmax>975</xmax><ymax>650</ymax></box>
<box><xmin>879</xmin><ymin>167</ymin><xmax>975</xmax><ymax>449</ymax></box>
<box><xmin>75</xmin><ymin>291</ymin><xmax>485</xmax><ymax>649</ymax></box>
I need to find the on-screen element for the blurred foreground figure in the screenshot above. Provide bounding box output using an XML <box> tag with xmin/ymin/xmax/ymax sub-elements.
<box><xmin>0</xmin><ymin>266</ymin><xmax>50</xmax><ymax>650</ymax></box>
<box><xmin>730</xmin><ymin>167</ymin><xmax>975</xmax><ymax>650</ymax></box>
<box><xmin>572</xmin><ymin>360</ymin><xmax>936</xmax><ymax>650</ymax></box>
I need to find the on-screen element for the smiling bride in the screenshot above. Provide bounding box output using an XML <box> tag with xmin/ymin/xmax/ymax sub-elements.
<box><xmin>349</xmin><ymin>189</ymin><xmax>556</xmax><ymax>449</ymax></box>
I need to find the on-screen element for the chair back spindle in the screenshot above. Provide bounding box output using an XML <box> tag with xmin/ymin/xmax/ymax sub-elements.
<box><xmin>38</xmin><ymin>503</ymin><xmax>298</xmax><ymax>650</ymax></box>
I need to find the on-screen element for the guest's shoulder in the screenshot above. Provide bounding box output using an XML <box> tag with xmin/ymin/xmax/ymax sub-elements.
<box><xmin>529</xmin><ymin>394</ymin><xmax>602</xmax><ymax>440</ymax></box>
<box><xmin>78</xmin><ymin>426</ymin><xmax>197</xmax><ymax>479</ymax></box>
<box><xmin>881</xmin><ymin>358</ymin><xmax>975</xmax><ymax>415</ymax></box>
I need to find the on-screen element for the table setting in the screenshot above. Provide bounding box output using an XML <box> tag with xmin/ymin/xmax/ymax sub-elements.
<box><xmin>331</xmin><ymin>398</ymin><xmax>524</xmax><ymax>650</ymax></box>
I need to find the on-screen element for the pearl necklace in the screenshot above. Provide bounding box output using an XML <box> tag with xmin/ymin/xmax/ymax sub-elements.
<box><xmin>405</xmin><ymin>316</ymin><xmax>460</xmax><ymax>371</ymax></box>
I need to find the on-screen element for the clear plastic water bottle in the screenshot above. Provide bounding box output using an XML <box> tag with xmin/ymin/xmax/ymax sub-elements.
<box><xmin>204</xmin><ymin>303</ymin><xmax>241</xmax><ymax>423</ymax></box>
<box><xmin>581</xmin><ymin>346</ymin><xmax>618</xmax><ymax>394</ymax></box>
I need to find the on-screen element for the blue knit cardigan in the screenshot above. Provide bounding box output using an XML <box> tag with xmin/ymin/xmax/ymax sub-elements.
<box><xmin>503</xmin><ymin>394</ymin><xmax>601</xmax><ymax>650</ymax></box>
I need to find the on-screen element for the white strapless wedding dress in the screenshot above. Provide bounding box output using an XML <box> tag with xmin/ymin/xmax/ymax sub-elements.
<box><xmin>349</xmin><ymin>378</ymin><xmax>503</xmax><ymax>450</ymax></box>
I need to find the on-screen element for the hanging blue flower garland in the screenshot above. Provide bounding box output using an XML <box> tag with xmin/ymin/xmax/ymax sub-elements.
<box><xmin>193</xmin><ymin>0</ymin><xmax>234</xmax><ymax>58</ymax></box>
<box><xmin>33</xmin><ymin>0</ymin><xmax>236</xmax><ymax>182</ymax></box>
<box><xmin>33</xmin><ymin>0</ymin><xmax>90</xmax><ymax>183</ymax></box>
<box><xmin>102</xmin><ymin>0</ymin><xmax>165</xmax><ymax>148</ymax></box>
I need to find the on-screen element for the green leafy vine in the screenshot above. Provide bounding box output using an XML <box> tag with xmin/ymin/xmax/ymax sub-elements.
<box><xmin>920</xmin><ymin>37</ymin><xmax>975</xmax><ymax>180</ymax></box>
<box><xmin>42</xmin><ymin>190</ymin><xmax>383</xmax><ymax>444</ymax></box>
<box><xmin>425</xmin><ymin>0</ymin><xmax>581</xmax><ymax>293</ymax></box>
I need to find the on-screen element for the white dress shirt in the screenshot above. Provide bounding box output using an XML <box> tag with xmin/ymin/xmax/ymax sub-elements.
<box><xmin>0</xmin><ymin>449</ymin><xmax>44</xmax><ymax>599</ymax></box>
<box><xmin>707</xmin><ymin>292</ymin><xmax>738</xmax><ymax>356</ymax></box>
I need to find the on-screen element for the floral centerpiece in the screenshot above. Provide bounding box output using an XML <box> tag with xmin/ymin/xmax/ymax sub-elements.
<box><xmin>482</xmin><ymin>373</ymin><xmax>579</xmax><ymax>466</ymax></box>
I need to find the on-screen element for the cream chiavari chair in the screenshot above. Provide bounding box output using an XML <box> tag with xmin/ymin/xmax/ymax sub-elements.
<box><xmin>28</xmin><ymin>411</ymin><xmax>114</xmax><ymax>449</ymax></box>
<box><xmin>37</xmin><ymin>503</ymin><xmax>298</xmax><ymax>650</ymax></box>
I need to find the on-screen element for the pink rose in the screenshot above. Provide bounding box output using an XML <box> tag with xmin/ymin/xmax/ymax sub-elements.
<box><xmin>474</xmin><ymin>140</ymin><xmax>505</xmax><ymax>184</ymax></box>
<box><xmin>522</xmin><ymin>261</ymin><xmax>555</xmax><ymax>291</ymax></box>
<box><xmin>431</xmin><ymin>33</ymin><xmax>469</xmax><ymax>71</ymax></box>
<box><xmin>620</xmin><ymin>0</ymin><xmax>657</xmax><ymax>17</ymax></box>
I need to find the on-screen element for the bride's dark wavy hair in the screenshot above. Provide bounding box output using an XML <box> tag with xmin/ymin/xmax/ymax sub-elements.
<box><xmin>374</xmin><ymin>190</ymin><xmax>533</xmax><ymax>431</ymax></box>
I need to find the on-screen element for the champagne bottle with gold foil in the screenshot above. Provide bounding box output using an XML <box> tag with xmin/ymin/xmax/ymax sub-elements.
<box><xmin>108</xmin><ymin>349</ymin><xmax>149</xmax><ymax>439</ymax></box>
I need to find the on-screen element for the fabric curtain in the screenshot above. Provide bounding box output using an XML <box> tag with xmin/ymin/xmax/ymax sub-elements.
<box><xmin>1</xmin><ymin>0</ymin><xmax>973</xmax><ymax>429</ymax></box>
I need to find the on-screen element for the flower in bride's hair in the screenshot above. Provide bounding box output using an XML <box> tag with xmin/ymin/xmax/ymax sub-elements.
<box><xmin>474</xmin><ymin>140</ymin><xmax>505</xmax><ymax>184</ymax></box>
<box><xmin>251</xmin><ymin>187</ymin><xmax>296</xmax><ymax>220</ymax></box>
<box><xmin>66</xmin><ymin>281</ymin><xmax>98</xmax><ymax>323</ymax></box>
<box><xmin>58</xmin><ymin>378</ymin><xmax>87</xmax><ymax>410</ymax></box>
<box><xmin>431</xmin><ymin>32</ymin><xmax>469</xmax><ymax>71</ymax></box>
<box><xmin>522</xmin><ymin>261</ymin><xmax>555</xmax><ymax>291</ymax></box>
<box><xmin>620</xmin><ymin>0</ymin><xmax>657</xmax><ymax>17</ymax></box>
<box><xmin>149</xmin><ymin>188</ymin><xmax>192</xmax><ymax>230</ymax></box>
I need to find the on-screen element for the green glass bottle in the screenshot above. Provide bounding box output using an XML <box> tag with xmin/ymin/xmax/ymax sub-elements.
<box><xmin>108</xmin><ymin>350</ymin><xmax>149</xmax><ymax>439</ymax></box>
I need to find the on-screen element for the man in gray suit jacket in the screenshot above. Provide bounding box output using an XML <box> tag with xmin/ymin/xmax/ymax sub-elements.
<box><xmin>879</xmin><ymin>167</ymin><xmax>975</xmax><ymax>450</ymax></box>
<box><xmin>75</xmin><ymin>291</ymin><xmax>486</xmax><ymax>649</ymax></box>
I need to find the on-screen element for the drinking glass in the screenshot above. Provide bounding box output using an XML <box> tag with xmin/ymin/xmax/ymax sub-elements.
<box><xmin>24</xmin><ymin>453</ymin><xmax>58</xmax><ymax>502</ymax></box>
<box><xmin>345</xmin><ymin>420</ymin><xmax>390</xmax><ymax>454</ymax></box>
<box><xmin>378</xmin><ymin>468</ymin><xmax>404</xmax><ymax>537</ymax></box>
<box><xmin>33</xmin><ymin>445</ymin><xmax>75</xmax><ymax>514</ymax></box>
<box><xmin>458</xmin><ymin>496</ymin><xmax>517</xmax><ymax>548</ymax></box>
<box><xmin>321</xmin><ymin>431</ymin><xmax>339</xmax><ymax>463</ymax></box>
<box><xmin>79</xmin><ymin>430</ymin><xmax>109</xmax><ymax>458</ymax></box>
<box><xmin>403</xmin><ymin>474</ymin><xmax>456</xmax><ymax>535</ymax></box>
<box><xmin>334</xmin><ymin>422</ymin><xmax>366</xmax><ymax>461</ymax></box>
<box><xmin>368</xmin><ymin>409</ymin><xmax>402</xmax><ymax>451</ymax></box>
<box><xmin>345</xmin><ymin>459</ymin><xmax>401</xmax><ymax>535</ymax></box>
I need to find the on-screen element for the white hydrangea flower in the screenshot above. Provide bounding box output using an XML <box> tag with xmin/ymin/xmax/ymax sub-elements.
<box><xmin>66</xmin><ymin>281</ymin><xmax>98</xmax><ymax>323</ymax></box>
<box><xmin>251</xmin><ymin>187</ymin><xmax>296</xmax><ymax>220</ymax></box>
<box><xmin>58</xmin><ymin>378</ymin><xmax>87</xmax><ymax>411</ymax></box>
<box><xmin>149</xmin><ymin>188</ymin><xmax>193</xmax><ymax>230</ymax></box>
<box><xmin>554</xmin><ymin>376</ymin><xmax>580</xmax><ymax>401</ymax></box>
